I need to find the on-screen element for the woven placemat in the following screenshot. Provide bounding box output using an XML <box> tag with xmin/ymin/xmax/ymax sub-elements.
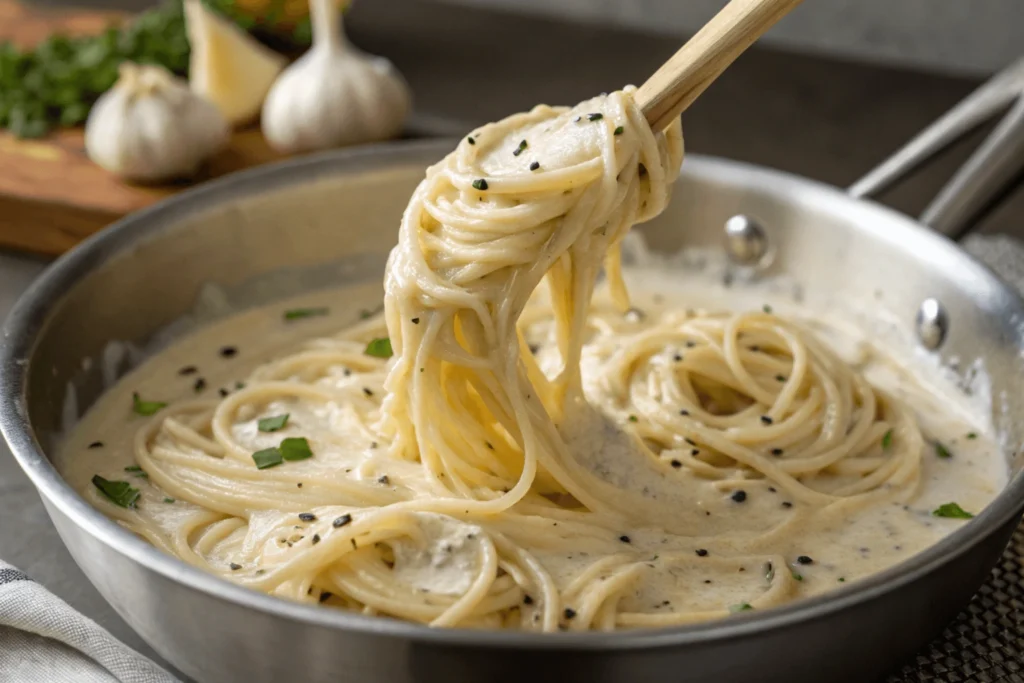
<box><xmin>887</xmin><ymin>234</ymin><xmax>1024</xmax><ymax>683</ymax></box>
<box><xmin>888</xmin><ymin>524</ymin><xmax>1024</xmax><ymax>683</ymax></box>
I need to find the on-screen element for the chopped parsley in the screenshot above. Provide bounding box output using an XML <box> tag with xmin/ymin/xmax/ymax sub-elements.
<box><xmin>284</xmin><ymin>307</ymin><xmax>329</xmax><ymax>320</ymax></box>
<box><xmin>513</xmin><ymin>139</ymin><xmax>528</xmax><ymax>156</ymax></box>
<box><xmin>791</xmin><ymin>570</ymin><xmax>803</xmax><ymax>581</ymax></box>
<box><xmin>587</xmin><ymin>113</ymin><xmax>603</xmax><ymax>121</ymax></box>
<box><xmin>163</xmin><ymin>497</ymin><xmax>176</xmax><ymax>504</ymax></box>
<box><xmin>614</xmin><ymin>126</ymin><xmax>624</xmax><ymax>135</ymax></box>
<box><xmin>628</xmin><ymin>414</ymin><xmax>638</xmax><ymax>423</ymax></box>
<box><xmin>252</xmin><ymin>447</ymin><xmax>283</xmax><ymax>470</ymax></box>
<box><xmin>472</xmin><ymin>179</ymin><xmax>489</xmax><ymax>191</ymax></box>
<box><xmin>365</xmin><ymin>337</ymin><xmax>393</xmax><ymax>358</ymax></box>
<box><xmin>933</xmin><ymin>502</ymin><xmax>973</xmax><ymax>519</ymax></box>
<box><xmin>935</xmin><ymin>442</ymin><xmax>952</xmax><ymax>459</ymax></box>
<box><xmin>132</xmin><ymin>392</ymin><xmax>166</xmax><ymax>416</ymax></box>
<box><xmin>91</xmin><ymin>475</ymin><xmax>140</xmax><ymax>508</ymax></box>
<box><xmin>966</xmin><ymin>432</ymin><xmax>978</xmax><ymax>440</ymax></box>
<box><xmin>467</xmin><ymin>136</ymin><xmax>476</xmax><ymax>145</ymax></box>
<box><xmin>280</xmin><ymin>437</ymin><xmax>313</xmax><ymax>462</ymax></box>
<box><xmin>258</xmin><ymin>414</ymin><xmax>290</xmax><ymax>433</ymax></box>
<box><xmin>729</xmin><ymin>603</ymin><xmax>753</xmax><ymax>613</ymax></box>
<box><xmin>762</xmin><ymin>304</ymin><xmax>773</xmax><ymax>314</ymax></box>
<box><xmin>882</xmin><ymin>429</ymin><xmax>893</xmax><ymax>450</ymax></box>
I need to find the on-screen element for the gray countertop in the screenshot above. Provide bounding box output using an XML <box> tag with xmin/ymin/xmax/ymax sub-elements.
<box><xmin>1</xmin><ymin>1</ymin><xmax>1021</xmax><ymax>681</ymax></box>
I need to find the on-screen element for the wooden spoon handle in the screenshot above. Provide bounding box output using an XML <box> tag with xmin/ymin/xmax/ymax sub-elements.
<box><xmin>636</xmin><ymin>0</ymin><xmax>804</xmax><ymax>131</ymax></box>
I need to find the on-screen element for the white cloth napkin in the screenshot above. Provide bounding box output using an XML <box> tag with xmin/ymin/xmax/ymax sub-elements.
<box><xmin>0</xmin><ymin>234</ymin><xmax>1019</xmax><ymax>683</ymax></box>
<box><xmin>0</xmin><ymin>560</ymin><xmax>179</xmax><ymax>683</ymax></box>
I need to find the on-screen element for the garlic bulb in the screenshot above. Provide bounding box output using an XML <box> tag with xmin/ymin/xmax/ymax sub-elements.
<box><xmin>261</xmin><ymin>0</ymin><xmax>411</xmax><ymax>154</ymax></box>
<box><xmin>85</xmin><ymin>62</ymin><xmax>229</xmax><ymax>183</ymax></box>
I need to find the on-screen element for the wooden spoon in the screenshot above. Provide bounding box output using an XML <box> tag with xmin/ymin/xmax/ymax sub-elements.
<box><xmin>636</xmin><ymin>0</ymin><xmax>805</xmax><ymax>131</ymax></box>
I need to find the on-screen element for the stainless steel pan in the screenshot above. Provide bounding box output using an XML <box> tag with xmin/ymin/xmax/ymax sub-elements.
<box><xmin>3</xmin><ymin>67</ymin><xmax>1024</xmax><ymax>682</ymax></box>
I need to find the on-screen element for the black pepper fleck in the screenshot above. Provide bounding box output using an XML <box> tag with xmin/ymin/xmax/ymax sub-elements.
<box><xmin>670</xmin><ymin>459</ymin><xmax>682</xmax><ymax>468</ymax></box>
<box><xmin>529</xmin><ymin>161</ymin><xmax>540</xmax><ymax>171</ymax></box>
<box><xmin>88</xmin><ymin>441</ymin><xmax>104</xmax><ymax>449</ymax></box>
<box><xmin>299</xmin><ymin>512</ymin><xmax>316</xmax><ymax>522</ymax></box>
<box><xmin>731</xmin><ymin>490</ymin><xmax>748</xmax><ymax>503</ymax></box>
<box><xmin>220</xmin><ymin>346</ymin><xmax>237</xmax><ymax>358</ymax></box>
<box><xmin>797</xmin><ymin>555</ymin><xmax>814</xmax><ymax>565</ymax></box>
<box><xmin>333</xmin><ymin>514</ymin><xmax>353</xmax><ymax>528</ymax></box>
<box><xmin>218</xmin><ymin>388</ymin><xmax>229</xmax><ymax>397</ymax></box>
<box><xmin>782</xmin><ymin>501</ymin><xmax>793</xmax><ymax>508</ymax></box>
<box><xmin>178</xmin><ymin>365</ymin><xmax>198</xmax><ymax>376</ymax></box>
<box><xmin>563</xmin><ymin>607</ymin><xmax>577</xmax><ymax>619</ymax></box>
<box><xmin>319</xmin><ymin>591</ymin><xmax>333</xmax><ymax>603</ymax></box>
<box><xmin>619</xmin><ymin>535</ymin><xmax>631</xmax><ymax>544</ymax></box>
<box><xmin>312</xmin><ymin>534</ymin><xmax>321</xmax><ymax>545</ymax></box>
<box><xmin>193</xmin><ymin>377</ymin><xmax>206</xmax><ymax>392</ymax></box>
<box><xmin>696</xmin><ymin>549</ymin><xmax>709</xmax><ymax>557</ymax></box>
<box><xmin>229</xmin><ymin>563</ymin><xmax>242</xmax><ymax>571</ymax></box>
<box><xmin>523</xmin><ymin>594</ymin><xmax>534</xmax><ymax>605</ymax></box>
<box><xmin>411</xmin><ymin>317</ymin><xmax>420</xmax><ymax>324</ymax></box>
<box><xmin>760</xmin><ymin>415</ymin><xmax>774</xmax><ymax>425</ymax></box>
<box><xmin>363</xmin><ymin>387</ymin><xmax>374</xmax><ymax>397</ymax></box>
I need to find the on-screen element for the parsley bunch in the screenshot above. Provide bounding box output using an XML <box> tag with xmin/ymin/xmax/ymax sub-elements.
<box><xmin>0</xmin><ymin>0</ymin><xmax>309</xmax><ymax>139</ymax></box>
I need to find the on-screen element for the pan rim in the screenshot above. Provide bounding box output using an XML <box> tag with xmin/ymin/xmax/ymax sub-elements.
<box><xmin>2</xmin><ymin>140</ymin><xmax>1022</xmax><ymax>651</ymax></box>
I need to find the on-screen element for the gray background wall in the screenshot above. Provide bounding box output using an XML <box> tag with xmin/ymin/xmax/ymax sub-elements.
<box><xmin>441</xmin><ymin>0</ymin><xmax>1023</xmax><ymax>75</ymax></box>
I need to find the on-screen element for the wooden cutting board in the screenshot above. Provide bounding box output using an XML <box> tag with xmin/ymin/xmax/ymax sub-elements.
<box><xmin>0</xmin><ymin>0</ymin><xmax>288</xmax><ymax>256</ymax></box>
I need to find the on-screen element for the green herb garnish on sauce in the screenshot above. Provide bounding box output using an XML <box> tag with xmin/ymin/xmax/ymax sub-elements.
<box><xmin>284</xmin><ymin>307</ymin><xmax>329</xmax><ymax>320</ymax></box>
<box><xmin>252</xmin><ymin>448</ymin><xmax>284</xmax><ymax>470</ymax></box>
<box><xmin>365</xmin><ymin>338</ymin><xmax>393</xmax><ymax>359</ymax></box>
<box><xmin>935</xmin><ymin>442</ymin><xmax>952</xmax><ymax>459</ymax></box>
<box><xmin>132</xmin><ymin>392</ymin><xmax>166</xmax><ymax>416</ymax></box>
<box><xmin>881</xmin><ymin>429</ymin><xmax>893</xmax><ymax>450</ymax></box>
<box><xmin>933</xmin><ymin>502</ymin><xmax>973</xmax><ymax>519</ymax></box>
<box><xmin>729</xmin><ymin>603</ymin><xmax>753</xmax><ymax>613</ymax></box>
<box><xmin>92</xmin><ymin>475</ymin><xmax>140</xmax><ymax>508</ymax></box>
<box><xmin>258</xmin><ymin>414</ymin><xmax>290</xmax><ymax>432</ymax></box>
<box><xmin>280</xmin><ymin>437</ymin><xmax>313</xmax><ymax>462</ymax></box>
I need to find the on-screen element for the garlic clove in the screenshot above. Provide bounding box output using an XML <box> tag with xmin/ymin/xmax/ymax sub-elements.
<box><xmin>85</xmin><ymin>62</ymin><xmax>230</xmax><ymax>183</ymax></box>
<box><xmin>260</xmin><ymin>0</ymin><xmax>411</xmax><ymax>154</ymax></box>
<box><xmin>185</xmin><ymin>0</ymin><xmax>287</xmax><ymax>127</ymax></box>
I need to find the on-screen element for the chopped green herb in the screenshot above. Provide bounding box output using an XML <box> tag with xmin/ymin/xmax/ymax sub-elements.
<box><xmin>91</xmin><ymin>475</ymin><xmax>140</xmax><ymax>508</ymax></box>
<box><xmin>252</xmin><ymin>447</ymin><xmax>283</xmax><ymax>470</ymax></box>
<box><xmin>935</xmin><ymin>442</ymin><xmax>952</xmax><ymax>459</ymax></box>
<box><xmin>614</xmin><ymin>126</ymin><xmax>624</xmax><ymax>135</ymax></box>
<box><xmin>467</xmin><ymin>136</ymin><xmax>476</xmax><ymax>145</ymax></box>
<box><xmin>882</xmin><ymin>429</ymin><xmax>893</xmax><ymax>450</ymax></box>
<box><xmin>132</xmin><ymin>392</ymin><xmax>166</xmax><ymax>416</ymax></box>
<box><xmin>124</xmin><ymin>465</ymin><xmax>143</xmax><ymax>473</ymax></box>
<box><xmin>472</xmin><ymin>179</ymin><xmax>489</xmax><ymax>191</ymax></box>
<box><xmin>587</xmin><ymin>113</ymin><xmax>603</xmax><ymax>121</ymax></box>
<box><xmin>791</xmin><ymin>570</ymin><xmax>803</xmax><ymax>581</ymax></box>
<box><xmin>729</xmin><ymin>603</ymin><xmax>753</xmax><ymax>613</ymax></box>
<box><xmin>284</xmin><ymin>307</ymin><xmax>329</xmax><ymax>320</ymax></box>
<box><xmin>762</xmin><ymin>304</ymin><xmax>773</xmax><ymax>314</ymax></box>
<box><xmin>966</xmin><ymin>432</ymin><xmax>977</xmax><ymax>440</ymax></box>
<box><xmin>163</xmin><ymin>497</ymin><xmax>176</xmax><ymax>504</ymax></box>
<box><xmin>365</xmin><ymin>337</ymin><xmax>393</xmax><ymax>358</ymax></box>
<box><xmin>280</xmin><ymin>437</ymin><xmax>313</xmax><ymax>462</ymax></box>
<box><xmin>258</xmin><ymin>414</ymin><xmax>290</xmax><ymax>432</ymax></box>
<box><xmin>628</xmin><ymin>415</ymin><xmax>638</xmax><ymax>423</ymax></box>
<box><xmin>513</xmin><ymin>139</ymin><xmax>528</xmax><ymax>156</ymax></box>
<box><xmin>837</xmin><ymin>577</ymin><xmax>846</xmax><ymax>583</ymax></box>
<box><xmin>933</xmin><ymin>502</ymin><xmax>973</xmax><ymax>519</ymax></box>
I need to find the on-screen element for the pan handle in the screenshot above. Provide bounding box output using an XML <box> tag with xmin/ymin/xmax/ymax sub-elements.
<box><xmin>847</xmin><ymin>57</ymin><xmax>1024</xmax><ymax>241</ymax></box>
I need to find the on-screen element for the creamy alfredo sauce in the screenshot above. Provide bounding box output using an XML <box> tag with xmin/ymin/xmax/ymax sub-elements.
<box><xmin>59</xmin><ymin>268</ymin><xmax>1004</xmax><ymax>624</ymax></box>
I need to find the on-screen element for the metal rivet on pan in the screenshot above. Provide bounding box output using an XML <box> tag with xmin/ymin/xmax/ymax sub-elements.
<box><xmin>724</xmin><ymin>215</ymin><xmax>769</xmax><ymax>267</ymax></box>
<box><xmin>915</xmin><ymin>298</ymin><xmax>948</xmax><ymax>350</ymax></box>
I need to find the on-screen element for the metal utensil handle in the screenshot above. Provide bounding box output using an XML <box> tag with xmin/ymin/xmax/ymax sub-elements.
<box><xmin>848</xmin><ymin>57</ymin><xmax>1024</xmax><ymax>240</ymax></box>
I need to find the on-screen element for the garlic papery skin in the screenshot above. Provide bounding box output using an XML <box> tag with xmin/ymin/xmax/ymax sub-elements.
<box><xmin>261</xmin><ymin>0</ymin><xmax>411</xmax><ymax>154</ymax></box>
<box><xmin>85</xmin><ymin>62</ymin><xmax>229</xmax><ymax>183</ymax></box>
